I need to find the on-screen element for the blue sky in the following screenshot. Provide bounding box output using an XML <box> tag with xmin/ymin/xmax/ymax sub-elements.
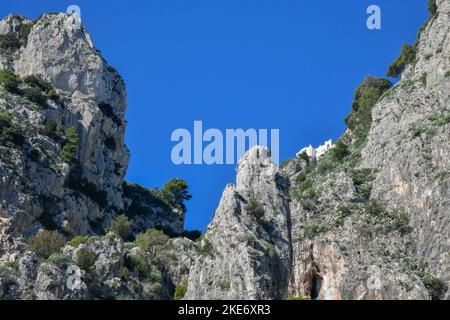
<box><xmin>1</xmin><ymin>1</ymin><xmax>428</xmax><ymax>231</ymax></box>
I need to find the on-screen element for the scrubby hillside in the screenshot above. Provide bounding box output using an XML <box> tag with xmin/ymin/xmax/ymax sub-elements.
<box><xmin>0</xmin><ymin>13</ymin><xmax>197</xmax><ymax>299</ymax></box>
<box><xmin>185</xmin><ymin>0</ymin><xmax>450</xmax><ymax>300</ymax></box>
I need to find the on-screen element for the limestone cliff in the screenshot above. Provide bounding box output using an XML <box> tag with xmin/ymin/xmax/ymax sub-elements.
<box><xmin>0</xmin><ymin>12</ymin><xmax>194</xmax><ymax>299</ymax></box>
<box><xmin>185</xmin><ymin>0</ymin><xmax>450</xmax><ymax>300</ymax></box>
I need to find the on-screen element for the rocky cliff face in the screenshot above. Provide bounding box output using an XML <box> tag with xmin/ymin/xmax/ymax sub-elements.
<box><xmin>0</xmin><ymin>13</ymin><xmax>189</xmax><ymax>299</ymax></box>
<box><xmin>0</xmin><ymin>13</ymin><xmax>129</xmax><ymax>247</ymax></box>
<box><xmin>185</xmin><ymin>0</ymin><xmax>450</xmax><ymax>300</ymax></box>
<box><xmin>1</xmin><ymin>0</ymin><xmax>449</xmax><ymax>301</ymax></box>
<box><xmin>0</xmin><ymin>13</ymin><xmax>185</xmax><ymax>252</ymax></box>
<box><xmin>185</xmin><ymin>148</ymin><xmax>292</xmax><ymax>299</ymax></box>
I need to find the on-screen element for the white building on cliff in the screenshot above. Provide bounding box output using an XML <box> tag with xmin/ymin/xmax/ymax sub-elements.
<box><xmin>296</xmin><ymin>139</ymin><xmax>335</xmax><ymax>160</ymax></box>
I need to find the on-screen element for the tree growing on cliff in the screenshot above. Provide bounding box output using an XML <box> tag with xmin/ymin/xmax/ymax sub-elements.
<box><xmin>0</xmin><ymin>68</ymin><xmax>20</xmax><ymax>93</ymax></box>
<box><xmin>161</xmin><ymin>178</ymin><xmax>192</xmax><ymax>209</ymax></box>
<box><xmin>60</xmin><ymin>127</ymin><xmax>79</xmax><ymax>163</ymax></box>
<box><xmin>134</xmin><ymin>228</ymin><xmax>170</xmax><ymax>260</ymax></box>
<box><xmin>27</xmin><ymin>230</ymin><xmax>64</xmax><ymax>259</ymax></box>
<box><xmin>106</xmin><ymin>215</ymin><xmax>133</xmax><ymax>240</ymax></box>
<box><xmin>386</xmin><ymin>43</ymin><xmax>416</xmax><ymax>78</ymax></box>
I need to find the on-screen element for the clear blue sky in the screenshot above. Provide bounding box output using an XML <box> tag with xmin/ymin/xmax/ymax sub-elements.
<box><xmin>1</xmin><ymin>1</ymin><xmax>428</xmax><ymax>231</ymax></box>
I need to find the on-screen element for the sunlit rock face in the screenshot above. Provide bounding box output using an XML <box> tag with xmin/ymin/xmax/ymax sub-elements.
<box><xmin>0</xmin><ymin>13</ymin><xmax>129</xmax><ymax>252</ymax></box>
<box><xmin>186</xmin><ymin>0</ymin><xmax>450</xmax><ymax>300</ymax></box>
<box><xmin>0</xmin><ymin>13</ymin><xmax>184</xmax><ymax>261</ymax></box>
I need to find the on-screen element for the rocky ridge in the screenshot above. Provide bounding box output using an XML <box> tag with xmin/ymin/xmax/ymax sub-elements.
<box><xmin>0</xmin><ymin>13</ymin><xmax>191</xmax><ymax>299</ymax></box>
<box><xmin>185</xmin><ymin>0</ymin><xmax>450</xmax><ymax>300</ymax></box>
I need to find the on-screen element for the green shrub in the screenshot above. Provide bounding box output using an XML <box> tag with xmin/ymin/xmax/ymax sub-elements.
<box><xmin>47</xmin><ymin>253</ymin><xmax>72</xmax><ymax>265</ymax></box>
<box><xmin>0</xmin><ymin>124</ymin><xmax>25</xmax><ymax>146</ymax></box>
<box><xmin>428</xmin><ymin>0</ymin><xmax>437</xmax><ymax>15</ymax></box>
<box><xmin>66</xmin><ymin>235</ymin><xmax>90</xmax><ymax>248</ymax></box>
<box><xmin>445</xmin><ymin>71</ymin><xmax>450</xmax><ymax>78</ymax></box>
<box><xmin>0</xmin><ymin>111</ymin><xmax>25</xmax><ymax>146</ymax></box>
<box><xmin>27</xmin><ymin>230</ymin><xmax>65</xmax><ymax>259</ymax></box>
<box><xmin>332</xmin><ymin>140</ymin><xmax>350</xmax><ymax>161</ymax></box>
<box><xmin>122</xmin><ymin>182</ymin><xmax>170</xmax><ymax>217</ymax></box>
<box><xmin>125</xmin><ymin>252</ymin><xmax>151</xmax><ymax>277</ymax></box>
<box><xmin>161</xmin><ymin>178</ymin><xmax>192</xmax><ymax>208</ymax></box>
<box><xmin>23</xmin><ymin>75</ymin><xmax>53</xmax><ymax>93</ymax></box>
<box><xmin>345</xmin><ymin>77</ymin><xmax>392</xmax><ymax>151</ymax></box>
<box><xmin>219</xmin><ymin>281</ymin><xmax>231</xmax><ymax>290</ymax></box>
<box><xmin>245</xmin><ymin>198</ymin><xmax>265</xmax><ymax>220</ymax></box>
<box><xmin>304</xmin><ymin>223</ymin><xmax>331</xmax><ymax>238</ymax></box>
<box><xmin>292</xmin><ymin>173</ymin><xmax>317</xmax><ymax>201</ymax></box>
<box><xmin>119</xmin><ymin>267</ymin><xmax>131</xmax><ymax>281</ymax></box>
<box><xmin>428</xmin><ymin>111</ymin><xmax>450</xmax><ymax>126</ymax></box>
<box><xmin>410</xmin><ymin>125</ymin><xmax>437</xmax><ymax>139</ymax></box>
<box><xmin>107</xmin><ymin>215</ymin><xmax>133</xmax><ymax>240</ymax></box>
<box><xmin>60</xmin><ymin>127</ymin><xmax>79</xmax><ymax>163</ymax></box>
<box><xmin>387</xmin><ymin>44</ymin><xmax>416</xmax><ymax>78</ymax></box>
<box><xmin>23</xmin><ymin>86</ymin><xmax>47</xmax><ymax>107</ymax></box>
<box><xmin>47</xmin><ymin>89</ymin><xmax>60</xmax><ymax>102</ymax></box>
<box><xmin>410</xmin><ymin>125</ymin><xmax>425</xmax><ymax>138</ymax></box>
<box><xmin>42</xmin><ymin>119</ymin><xmax>59</xmax><ymax>138</ymax></box>
<box><xmin>174</xmin><ymin>285</ymin><xmax>188</xmax><ymax>300</ymax></box>
<box><xmin>351</xmin><ymin>77</ymin><xmax>392</xmax><ymax>113</ymax></box>
<box><xmin>198</xmin><ymin>239</ymin><xmax>213</xmax><ymax>256</ymax></box>
<box><xmin>0</xmin><ymin>33</ymin><xmax>21</xmax><ymax>53</ymax></box>
<box><xmin>422</xmin><ymin>274</ymin><xmax>446</xmax><ymax>300</ymax></box>
<box><xmin>0</xmin><ymin>112</ymin><xmax>12</xmax><ymax>128</ymax></box>
<box><xmin>419</xmin><ymin>73</ymin><xmax>427</xmax><ymax>87</ymax></box>
<box><xmin>134</xmin><ymin>228</ymin><xmax>170</xmax><ymax>259</ymax></box>
<box><xmin>362</xmin><ymin>200</ymin><xmax>412</xmax><ymax>234</ymax></box>
<box><xmin>76</xmin><ymin>248</ymin><xmax>96</xmax><ymax>271</ymax></box>
<box><xmin>405</xmin><ymin>256</ymin><xmax>446</xmax><ymax>300</ymax></box>
<box><xmin>0</xmin><ymin>69</ymin><xmax>21</xmax><ymax>93</ymax></box>
<box><xmin>350</xmin><ymin>169</ymin><xmax>375</xmax><ymax>202</ymax></box>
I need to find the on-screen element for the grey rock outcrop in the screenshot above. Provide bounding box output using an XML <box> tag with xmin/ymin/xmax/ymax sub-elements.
<box><xmin>185</xmin><ymin>0</ymin><xmax>450</xmax><ymax>300</ymax></box>
<box><xmin>0</xmin><ymin>12</ymin><xmax>185</xmax><ymax>264</ymax></box>
<box><xmin>0</xmin><ymin>12</ymin><xmax>192</xmax><ymax>300</ymax></box>
<box><xmin>185</xmin><ymin>147</ymin><xmax>292</xmax><ymax>299</ymax></box>
<box><xmin>359</xmin><ymin>0</ymin><xmax>450</xmax><ymax>299</ymax></box>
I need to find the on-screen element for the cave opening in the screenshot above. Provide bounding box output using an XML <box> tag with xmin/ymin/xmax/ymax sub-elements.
<box><xmin>310</xmin><ymin>273</ymin><xmax>322</xmax><ymax>300</ymax></box>
<box><xmin>306</xmin><ymin>261</ymin><xmax>323</xmax><ymax>300</ymax></box>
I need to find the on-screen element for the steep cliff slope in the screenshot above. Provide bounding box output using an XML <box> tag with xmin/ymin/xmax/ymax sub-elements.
<box><xmin>0</xmin><ymin>13</ymin><xmax>185</xmax><ymax>254</ymax></box>
<box><xmin>0</xmin><ymin>13</ymin><xmax>193</xmax><ymax>299</ymax></box>
<box><xmin>186</xmin><ymin>0</ymin><xmax>449</xmax><ymax>300</ymax></box>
